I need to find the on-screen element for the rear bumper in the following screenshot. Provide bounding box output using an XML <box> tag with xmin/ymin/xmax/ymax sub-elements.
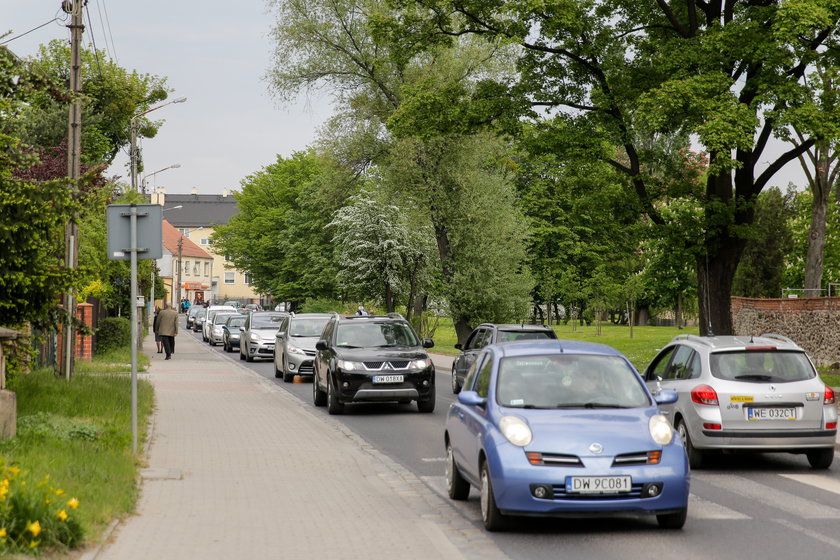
<box><xmin>696</xmin><ymin>428</ymin><xmax>836</xmax><ymax>450</ymax></box>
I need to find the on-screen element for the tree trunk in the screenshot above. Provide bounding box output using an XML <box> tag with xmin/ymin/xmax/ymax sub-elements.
<box><xmin>804</xmin><ymin>150</ymin><xmax>831</xmax><ymax>297</ymax></box>
<box><xmin>696</xmin><ymin>235</ymin><xmax>745</xmax><ymax>336</ymax></box>
<box><xmin>675</xmin><ymin>291</ymin><xmax>683</xmax><ymax>329</ymax></box>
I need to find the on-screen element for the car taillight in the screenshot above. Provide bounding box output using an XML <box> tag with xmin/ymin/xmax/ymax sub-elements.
<box><xmin>825</xmin><ymin>386</ymin><xmax>835</xmax><ymax>405</ymax></box>
<box><xmin>691</xmin><ymin>384</ymin><xmax>719</xmax><ymax>406</ymax></box>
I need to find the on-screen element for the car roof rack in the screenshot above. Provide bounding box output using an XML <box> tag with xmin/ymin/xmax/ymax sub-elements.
<box><xmin>386</xmin><ymin>312</ymin><xmax>404</xmax><ymax>320</ymax></box>
<box><xmin>759</xmin><ymin>333</ymin><xmax>796</xmax><ymax>346</ymax></box>
<box><xmin>672</xmin><ymin>333</ymin><xmax>714</xmax><ymax>347</ymax></box>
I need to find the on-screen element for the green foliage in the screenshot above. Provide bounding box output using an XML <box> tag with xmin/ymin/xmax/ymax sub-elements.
<box><xmin>298</xmin><ymin>298</ymin><xmax>345</xmax><ymax>314</ymax></box>
<box><xmin>783</xmin><ymin>188</ymin><xmax>840</xmax><ymax>292</ymax></box>
<box><xmin>0</xmin><ymin>460</ymin><xmax>84</xmax><ymax>553</ymax></box>
<box><xmin>734</xmin><ymin>187</ymin><xmax>796</xmax><ymax>297</ymax></box>
<box><xmin>95</xmin><ymin>317</ymin><xmax>131</xmax><ymax>355</ymax></box>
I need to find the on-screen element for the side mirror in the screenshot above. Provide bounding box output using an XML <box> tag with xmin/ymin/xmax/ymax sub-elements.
<box><xmin>422</xmin><ymin>338</ymin><xmax>434</xmax><ymax>349</ymax></box>
<box><xmin>654</xmin><ymin>390</ymin><xmax>678</xmax><ymax>405</ymax></box>
<box><xmin>454</xmin><ymin>343</ymin><xmax>463</xmax><ymax>350</ymax></box>
<box><xmin>458</xmin><ymin>391</ymin><xmax>487</xmax><ymax>407</ymax></box>
<box><xmin>315</xmin><ymin>340</ymin><xmax>328</xmax><ymax>351</ymax></box>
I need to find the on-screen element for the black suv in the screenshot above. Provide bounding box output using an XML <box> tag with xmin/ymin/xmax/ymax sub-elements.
<box><xmin>313</xmin><ymin>313</ymin><xmax>436</xmax><ymax>414</ymax></box>
<box><xmin>451</xmin><ymin>323</ymin><xmax>557</xmax><ymax>393</ymax></box>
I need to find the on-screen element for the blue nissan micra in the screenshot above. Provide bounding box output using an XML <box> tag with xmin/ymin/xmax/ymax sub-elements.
<box><xmin>445</xmin><ymin>339</ymin><xmax>690</xmax><ymax>531</ymax></box>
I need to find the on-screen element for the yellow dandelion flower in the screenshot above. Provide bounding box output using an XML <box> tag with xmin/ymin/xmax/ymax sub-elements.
<box><xmin>45</xmin><ymin>498</ymin><xmax>52</xmax><ymax>505</ymax></box>
<box><xmin>67</xmin><ymin>497</ymin><xmax>80</xmax><ymax>509</ymax></box>
<box><xmin>29</xmin><ymin>539</ymin><xmax>40</xmax><ymax>549</ymax></box>
<box><xmin>55</xmin><ymin>488</ymin><xmax>65</xmax><ymax>496</ymax></box>
<box><xmin>0</xmin><ymin>527</ymin><xmax>6</xmax><ymax>537</ymax></box>
<box><xmin>8</xmin><ymin>467</ymin><xmax>19</xmax><ymax>475</ymax></box>
<box><xmin>26</xmin><ymin>520</ymin><xmax>41</xmax><ymax>537</ymax></box>
<box><xmin>57</xmin><ymin>509</ymin><xmax>68</xmax><ymax>522</ymax></box>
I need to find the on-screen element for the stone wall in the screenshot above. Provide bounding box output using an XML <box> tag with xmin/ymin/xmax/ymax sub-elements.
<box><xmin>732</xmin><ymin>296</ymin><xmax>840</xmax><ymax>367</ymax></box>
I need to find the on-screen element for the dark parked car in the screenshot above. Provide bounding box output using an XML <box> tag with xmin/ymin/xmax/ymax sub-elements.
<box><xmin>222</xmin><ymin>314</ymin><xmax>248</xmax><ymax>352</ymax></box>
<box><xmin>313</xmin><ymin>313</ymin><xmax>436</xmax><ymax>414</ymax></box>
<box><xmin>451</xmin><ymin>323</ymin><xmax>557</xmax><ymax>393</ymax></box>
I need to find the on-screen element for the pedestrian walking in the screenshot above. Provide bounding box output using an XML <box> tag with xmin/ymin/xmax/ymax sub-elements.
<box><xmin>153</xmin><ymin>307</ymin><xmax>164</xmax><ymax>353</ymax></box>
<box><xmin>153</xmin><ymin>302</ymin><xmax>179</xmax><ymax>360</ymax></box>
<box><xmin>356</xmin><ymin>305</ymin><xmax>368</xmax><ymax>316</ymax></box>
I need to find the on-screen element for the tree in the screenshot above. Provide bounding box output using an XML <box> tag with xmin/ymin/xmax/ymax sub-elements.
<box><xmin>390</xmin><ymin>0</ymin><xmax>840</xmax><ymax>335</ymax></box>
<box><xmin>11</xmin><ymin>40</ymin><xmax>169</xmax><ymax>169</ymax></box>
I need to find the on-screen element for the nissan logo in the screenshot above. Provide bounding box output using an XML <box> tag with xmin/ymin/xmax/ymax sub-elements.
<box><xmin>589</xmin><ymin>443</ymin><xmax>604</xmax><ymax>454</ymax></box>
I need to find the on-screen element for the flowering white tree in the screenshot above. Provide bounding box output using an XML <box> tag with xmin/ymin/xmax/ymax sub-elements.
<box><xmin>329</xmin><ymin>190</ymin><xmax>432</xmax><ymax>312</ymax></box>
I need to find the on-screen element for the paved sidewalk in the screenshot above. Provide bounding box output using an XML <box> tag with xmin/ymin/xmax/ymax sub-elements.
<box><xmin>85</xmin><ymin>328</ymin><xmax>483</xmax><ymax>560</ymax></box>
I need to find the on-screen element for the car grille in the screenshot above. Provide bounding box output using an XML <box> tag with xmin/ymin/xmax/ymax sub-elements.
<box><xmin>526</xmin><ymin>452</ymin><xmax>583</xmax><ymax>467</ymax></box>
<box><xmin>550</xmin><ymin>483</ymin><xmax>645</xmax><ymax>500</ymax></box>
<box><xmin>304</xmin><ymin>349</ymin><xmax>316</xmax><ymax>357</ymax></box>
<box><xmin>298</xmin><ymin>362</ymin><xmax>314</xmax><ymax>375</ymax></box>
<box><xmin>362</xmin><ymin>361</ymin><xmax>411</xmax><ymax>370</ymax></box>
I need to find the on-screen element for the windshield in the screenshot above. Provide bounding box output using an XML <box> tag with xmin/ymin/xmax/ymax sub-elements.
<box><xmin>226</xmin><ymin>317</ymin><xmax>246</xmax><ymax>328</ymax></box>
<box><xmin>214</xmin><ymin>313</ymin><xmax>238</xmax><ymax>325</ymax></box>
<box><xmin>496</xmin><ymin>354</ymin><xmax>650</xmax><ymax>409</ymax></box>
<box><xmin>252</xmin><ymin>314</ymin><xmax>286</xmax><ymax>329</ymax></box>
<box><xmin>710</xmin><ymin>350</ymin><xmax>815</xmax><ymax>383</ymax></box>
<box><xmin>291</xmin><ymin>317</ymin><xmax>330</xmax><ymax>337</ymax></box>
<box><xmin>335</xmin><ymin>322</ymin><xmax>420</xmax><ymax>348</ymax></box>
<box><xmin>496</xmin><ymin>330</ymin><xmax>555</xmax><ymax>343</ymax></box>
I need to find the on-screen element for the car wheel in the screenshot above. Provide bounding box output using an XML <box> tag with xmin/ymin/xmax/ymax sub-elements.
<box><xmin>313</xmin><ymin>374</ymin><xmax>327</xmax><ymax>407</ymax></box>
<box><xmin>327</xmin><ymin>377</ymin><xmax>344</xmax><ymax>415</ymax></box>
<box><xmin>239</xmin><ymin>347</ymin><xmax>245</xmax><ymax>361</ymax></box>
<box><xmin>446</xmin><ymin>442</ymin><xmax>470</xmax><ymax>500</ymax></box>
<box><xmin>480</xmin><ymin>462</ymin><xmax>506</xmax><ymax>532</ymax></box>
<box><xmin>677</xmin><ymin>418</ymin><xmax>703</xmax><ymax>469</ymax></box>
<box><xmin>274</xmin><ymin>358</ymin><xmax>282</xmax><ymax>379</ymax></box>
<box><xmin>282</xmin><ymin>357</ymin><xmax>294</xmax><ymax>383</ymax></box>
<box><xmin>417</xmin><ymin>384</ymin><xmax>435</xmax><ymax>413</ymax></box>
<box><xmin>656</xmin><ymin>507</ymin><xmax>687</xmax><ymax>529</ymax></box>
<box><xmin>245</xmin><ymin>345</ymin><xmax>254</xmax><ymax>362</ymax></box>
<box><xmin>451</xmin><ymin>368</ymin><xmax>461</xmax><ymax>394</ymax></box>
<box><xmin>806</xmin><ymin>448</ymin><xmax>834</xmax><ymax>469</ymax></box>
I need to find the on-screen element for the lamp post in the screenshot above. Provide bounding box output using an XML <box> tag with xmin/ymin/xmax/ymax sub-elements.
<box><xmin>130</xmin><ymin>96</ymin><xmax>187</xmax><ymax>193</ymax></box>
<box><xmin>141</xmin><ymin>163</ymin><xmax>181</xmax><ymax>195</ymax></box>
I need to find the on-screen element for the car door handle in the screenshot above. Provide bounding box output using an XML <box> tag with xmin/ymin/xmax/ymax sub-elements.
<box><xmin>457</xmin><ymin>411</ymin><xmax>465</xmax><ymax>420</ymax></box>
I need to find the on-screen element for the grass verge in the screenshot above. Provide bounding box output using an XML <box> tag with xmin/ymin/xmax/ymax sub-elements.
<box><xmin>1</xmin><ymin>353</ymin><xmax>153</xmax><ymax>555</ymax></box>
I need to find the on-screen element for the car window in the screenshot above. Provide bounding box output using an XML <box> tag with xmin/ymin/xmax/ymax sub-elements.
<box><xmin>213</xmin><ymin>313</ymin><xmax>237</xmax><ymax>325</ymax></box>
<box><xmin>710</xmin><ymin>350</ymin><xmax>816</xmax><ymax>383</ymax></box>
<box><xmin>497</xmin><ymin>354</ymin><xmax>650</xmax><ymax>409</ymax></box>
<box><xmin>646</xmin><ymin>346</ymin><xmax>676</xmax><ymax>381</ymax></box>
<box><xmin>464</xmin><ymin>329</ymin><xmax>484</xmax><ymax>351</ymax></box>
<box><xmin>335</xmin><ymin>322</ymin><xmax>419</xmax><ymax>348</ymax></box>
<box><xmin>474</xmin><ymin>355</ymin><xmax>493</xmax><ymax>398</ymax></box>
<box><xmin>496</xmin><ymin>330</ymin><xmax>555</xmax><ymax>343</ymax></box>
<box><xmin>251</xmin><ymin>314</ymin><xmax>286</xmax><ymax>329</ymax></box>
<box><xmin>226</xmin><ymin>316</ymin><xmax>246</xmax><ymax>328</ymax></box>
<box><xmin>686</xmin><ymin>352</ymin><xmax>701</xmax><ymax>379</ymax></box>
<box><xmin>463</xmin><ymin>354</ymin><xmax>485</xmax><ymax>391</ymax></box>
<box><xmin>291</xmin><ymin>317</ymin><xmax>330</xmax><ymax>337</ymax></box>
<box><xmin>666</xmin><ymin>345</ymin><xmax>695</xmax><ymax>380</ymax></box>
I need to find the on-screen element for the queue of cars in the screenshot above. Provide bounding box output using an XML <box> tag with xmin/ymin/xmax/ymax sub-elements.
<box><xmin>187</xmin><ymin>310</ymin><xmax>837</xmax><ymax>532</ymax></box>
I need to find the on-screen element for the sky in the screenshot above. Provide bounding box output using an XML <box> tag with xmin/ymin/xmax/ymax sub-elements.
<box><xmin>4</xmin><ymin>0</ymin><xmax>809</xmax><ymax>194</ymax></box>
<box><xmin>4</xmin><ymin>0</ymin><xmax>331</xmax><ymax>195</ymax></box>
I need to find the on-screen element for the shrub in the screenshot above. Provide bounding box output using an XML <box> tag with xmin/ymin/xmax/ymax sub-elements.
<box><xmin>95</xmin><ymin>317</ymin><xmax>130</xmax><ymax>355</ymax></box>
<box><xmin>0</xmin><ymin>461</ymin><xmax>84</xmax><ymax>553</ymax></box>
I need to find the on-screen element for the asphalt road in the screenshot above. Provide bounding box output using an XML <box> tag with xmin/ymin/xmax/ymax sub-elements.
<box><xmin>185</xmin><ymin>321</ymin><xmax>840</xmax><ymax>560</ymax></box>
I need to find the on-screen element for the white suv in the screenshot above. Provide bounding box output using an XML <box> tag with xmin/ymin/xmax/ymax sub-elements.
<box><xmin>643</xmin><ymin>333</ymin><xmax>837</xmax><ymax>469</ymax></box>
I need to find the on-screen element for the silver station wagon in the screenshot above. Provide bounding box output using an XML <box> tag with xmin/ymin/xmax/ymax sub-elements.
<box><xmin>643</xmin><ymin>334</ymin><xmax>837</xmax><ymax>469</ymax></box>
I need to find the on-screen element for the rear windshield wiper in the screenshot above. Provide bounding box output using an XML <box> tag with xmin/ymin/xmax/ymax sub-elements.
<box><xmin>733</xmin><ymin>374</ymin><xmax>774</xmax><ymax>381</ymax></box>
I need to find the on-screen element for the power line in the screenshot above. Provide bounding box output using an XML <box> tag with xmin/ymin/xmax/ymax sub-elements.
<box><xmin>83</xmin><ymin>2</ymin><xmax>105</xmax><ymax>77</ymax></box>
<box><xmin>0</xmin><ymin>18</ymin><xmax>60</xmax><ymax>46</ymax></box>
<box><xmin>98</xmin><ymin>0</ymin><xmax>118</xmax><ymax>65</ymax></box>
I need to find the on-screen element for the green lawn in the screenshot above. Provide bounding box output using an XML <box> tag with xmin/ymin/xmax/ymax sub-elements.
<box><xmin>429</xmin><ymin>320</ymin><xmax>840</xmax><ymax>387</ymax></box>
<box><xmin>1</xmin><ymin>352</ymin><xmax>153</xmax><ymax>553</ymax></box>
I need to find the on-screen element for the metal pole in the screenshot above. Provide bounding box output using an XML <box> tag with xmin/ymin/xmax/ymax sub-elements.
<box><xmin>130</xmin><ymin>119</ymin><xmax>138</xmax><ymax>192</ymax></box>
<box><xmin>130</xmin><ymin>205</ymin><xmax>139</xmax><ymax>454</ymax></box>
<box><xmin>176</xmin><ymin>237</ymin><xmax>183</xmax><ymax>308</ymax></box>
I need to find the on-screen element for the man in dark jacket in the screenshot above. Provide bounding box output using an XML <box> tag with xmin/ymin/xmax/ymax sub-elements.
<box><xmin>153</xmin><ymin>302</ymin><xmax>179</xmax><ymax>360</ymax></box>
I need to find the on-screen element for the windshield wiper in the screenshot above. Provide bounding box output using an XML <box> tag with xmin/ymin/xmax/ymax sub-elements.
<box><xmin>335</xmin><ymin>344</ymin><xmax>360</xmax><ymax>348</ymax></box>
<box><xmin>556</xmin><ymin>402</ymin><xmax>628</xmax><ymax>409</ymax></box>
<box><xmin>734</xmin><ymin>374</ymin><xmax>774</xmax><ymax>381</ymax></box>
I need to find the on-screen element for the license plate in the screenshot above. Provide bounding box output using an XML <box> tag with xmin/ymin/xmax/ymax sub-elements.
<box><xmin>747</xmin><ymin>407</ymin><xmax>797</xmax><ymax>421</ymax></box>
<box><xmin>567</xmin><ymin>476</ymin><xmax>631</xmax><ymax>494</ymax></box>
<box><xmin>372</xmin><ymin>375</ymin><xmax>404</xmax><ymax>384</ymax></box>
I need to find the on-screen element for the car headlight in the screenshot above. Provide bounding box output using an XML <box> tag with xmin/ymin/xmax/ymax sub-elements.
<box><xmin>409</xmin><ymin>358</ymin><xmax>431</xmax><ymax>369</ymax></box>
<box><xmin>249</xmin><ymin>333</ymin><xmax>261</xmax><ymax>342</ymax></box>
<box><xmin>213</xmin><ymin>327</ymin><xmax>222</xmax><ymax>334</ymax></box>
<box><xmin>499</xmin><ymin>415</ymin><xmax>532</xmax><ymax>447</ymax></box>
<box><xmin>649</xmin><ymin>414</ymin><xmax>673</xmax><ymax>446</ymax></box>
<box><xmin>287</xmin><ymin>344</ymin><xmax>307</xmax><ymax>356</ymax></box>
<box><xmin>337</xmin><ymin>359</ymin><xmax>363</xmax><ymax>371</ymax></box>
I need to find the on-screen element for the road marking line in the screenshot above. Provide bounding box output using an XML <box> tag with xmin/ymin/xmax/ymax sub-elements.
<box><xmin>773</xmin><ymin>518</ymin><xmax>840</xmax><ymax>550</ymax></box>
<box><xmin>779</xmin><ymin>473</ymin><xmax>840</xmax><ymax>495</ymax></box>
<box><xmin>688</xmin><ymin>493</ymin><xmax>750</xmax><ymax>519</ymax></box>
<box><xmin>421</xmin><ymin>457</ymin><xmax>446</xmax><ymax>462</ymax></box>
<box><xmin>698</xmin><ymin>474</ymin><xmax>840</xmax><ymax>519</ymax></box>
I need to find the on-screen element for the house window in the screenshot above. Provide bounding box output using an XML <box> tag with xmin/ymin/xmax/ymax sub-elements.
<box><xmin>184</xmin><ymin>260</ymin><xmax>190</xmax><ymax>275</ymax></box>
<box><xmin>204</xmin><ymin>262</ymin><xmax>210</xmax><ymax>276</ymax></box>
<box><xmin>193</xmin><ymin>262</ymin><xmax>200</xmax><ymax>275</ymax></box>
<box><xmin>225</xmin><ymin>272</ymin><xmax>235</xmax><ymax>284</ymax></box>
<box><xmin>200</xmin><ymin>238</ymin><xmax>211</xmax><ymax>246</ymax></box>
<box><xmin>178</xmin><ymin>228</ymin><xmax>189</xmax><ymax>236</ymax></box>
<box><xmin>244</xmin><ymin>273</ymin><xmax>252</xmax><ymax>285</ymax></box>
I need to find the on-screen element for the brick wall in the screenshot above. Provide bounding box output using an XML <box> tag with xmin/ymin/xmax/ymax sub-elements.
<box><xmin>57</xmin><ymin>303</ymin><xmax>95</xmax><ymax>363</ymax></box>
<box><xmin>732</xmin><ymin>296</ymin><xmax>840</xmax><ymax>367</ymax></box>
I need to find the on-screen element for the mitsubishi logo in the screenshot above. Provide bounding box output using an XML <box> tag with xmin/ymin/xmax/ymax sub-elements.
<box><xmin>770</xmin><ymin>385</ymin><xmax>776</xmax><ymax>392</ymax></box>
<box><xmin>589</xmin><ymin>443</ymin><xmax>604</xmax><ymax>454</ymax></box>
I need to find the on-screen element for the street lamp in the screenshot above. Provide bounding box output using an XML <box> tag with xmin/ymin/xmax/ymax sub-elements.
<box><xmin>141</xmin><ymin>163</ymin><xmax>181</xmax><ymax>194</ymax></box>
<box><xmin>130</xmin><ymin>96</ymin><xmax>187</xmax><ymax>193</ymax></box>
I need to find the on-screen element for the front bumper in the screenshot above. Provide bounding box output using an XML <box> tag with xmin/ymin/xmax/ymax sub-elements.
<box><xmin>286</xmin><ymin>350</ymin><xmax>316</xmax><ymax>376</ymax></box>
<box><xmin>486</xmin><ymin>441</ymin><xmax>690</xmax><ymax>517</ymax></box>
<box><xmin>246</xmin><ymin>339</ymin><xmax>275</xmax><ymax>359</ymax></box>
<box><xmin>334</xmin><ymin>366</ymin><xmax>435</xmax><ymax>403</ymax></box>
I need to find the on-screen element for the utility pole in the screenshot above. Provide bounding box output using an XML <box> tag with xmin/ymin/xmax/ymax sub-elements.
<box><xmin>61</xmin><ymin>0</ymin><xmax>84</xmax><ymax>380</ymax></box>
